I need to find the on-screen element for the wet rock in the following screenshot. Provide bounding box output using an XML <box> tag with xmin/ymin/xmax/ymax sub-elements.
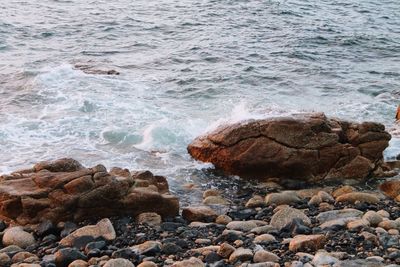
<box><xmin>2</xmin><ymin>227</ymin><xmax>35</xmax><ymax>249</ymax></box>
<box><xmin>203</xmin><ymin>196</ymin><xmax>229</xmax><ymax>205</ymax></box>
<box><xmin>203</xmin><ymin>189</ymin><xmax>220</xmax><ymax>198</ymax></box>
<box><xmin>335</xmin><ymin>192</ymin><xmax>379</xmax><ymax>204</ymax></box>
<box><xmin>60</xmin><ymin>218</ymin><xmax>115</xmax><ymax>247</ymax></box>
<box><xmin>270</xmin><ymin>207</ymin><xmax>311</xmax><ymax>230</ymax></box>
<box><xmin>188</xmin><ymin>113</ymin><xmax>390</xmax><ymax>182</ymax></box>
<box><xmin>265</xmin><ymin>191</ymin><xmax>301</xmax><ymax>206</ymax></box>
<box><xmin>316</xmin><ymin>209</ymin><xmax>363</xmax><ymax>223</ymax></box>
<box><xmin>229</xmin><ymin>247</ymin><xmax>253</xmax><ymax>263</ymax></box>
<box><xmin>182</xmin><ymin>206</ymin><xmax>218</xmax><ymax>222</ymax></box>
<box><xmin>103</xmin><ymin>258</ymin><xmax>134</xmax><ymax>267</ymax></box>
<box><xmin>253</xmin><ymin>250</ymin><xmax>280</xmax><ymax>263</ymax></box>
<box><xmin>0</xmin><ymin>159</ymin><xmax>179</xmax><ymax>224</ymax></box>
<box><xmin>289</xmin><ymin>234</ymin><xmax>326</xmax><ymax>252</ymax></box>
<box><xmin>54</xmin><ymin>248</ymin><xmax>87</xmax><ymax>267</ymax></box>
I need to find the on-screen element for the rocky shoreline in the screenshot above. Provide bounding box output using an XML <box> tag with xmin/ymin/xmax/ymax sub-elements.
<box><xmin>1</xmin><ymin>113</ymin><xmax>400</xmax><ymax>267</ymax></box>
<box><xmin>1</xmin><ymin>159</ymin><xmax>400</xmax><ymax>266</ymax></box>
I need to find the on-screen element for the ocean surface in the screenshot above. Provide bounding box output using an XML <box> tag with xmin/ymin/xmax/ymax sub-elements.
<box><xmin>1</xmin><ymin>0</ymin><xmax>400</xmax><ymax>196</ymax></box>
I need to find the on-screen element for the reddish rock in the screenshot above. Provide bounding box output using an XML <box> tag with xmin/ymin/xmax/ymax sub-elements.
<box><xmin>0</xmin><ymin>159</ymin><xmax>179</xmax><ymax>225</ymax></box>
<box><xmin>379</xmin><ymin>180</ymin><xmax>400</xmax><ymax>199</ymax></box>
<box><xmin>289</xmin><ymin>234</ymin><xmax>326</xmax><ymax>252</ymax></box>
<box><xmin>182</xmin><ymin>206</ymin><xmax>218</xmax><ymax>223</ymax></box>
<box><xmin>188</xmin><ymin>113</ymin><xmax>390</xmax><ymax>182</ymax></box>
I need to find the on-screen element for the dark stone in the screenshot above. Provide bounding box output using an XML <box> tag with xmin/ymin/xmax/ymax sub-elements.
<box><xmin>0</xmin><ymin>220</ymin><xmax>7</xmax><ymax>232</ymax></box>
<box><xmin>227</xmin><ymin>209</ymin><xmax>257</xmax><ymax>220</ymax></box>
<box><xmin>85</xmin><ymin>241</ymin><xmax>107</xmax><ymax>254</ymax></box>
<box><xmin>281</xmin><ymin>218</ymin><xmax>312</xmax><ymax>236</ymax></box>
<box><xmin>54</xmin><ymin>248</ymin><xmax>87</xmax><ymax>267</ymax></box>
<box><xmin>37</xmin><ymin>220</ymin><xmax>58</xmax><ymax>237</ymax></box>
<box><xmin>160</xmin><ymin>222</ymin><xmax>183</xmax><ymax>232</ymax></box>
<box><xmin>112</xmin><ymin>248</ymin><xmax>136</xmax><ymax>259</ymax></box>
<box><xmin>205</xmin><ymin>251</ymin><xmax>222</xmax><ymax>263</ymax></box>
<box><xmin>162</xmin><ymin>242</ymin><xmax>182</xmax><ymax>255</ymax></box>
<box><xmin>71</xmin><ymin>235</ymin><xmax>96</xmax><ymax>250</ymax></box>
<box><xmin>87</xmin><ymin>248</ymin><xmax>101</xmax><ymax>258</ymax></box>
<box><xmin>60</xmin><ymin>222</ymin><xmax>78</xmax><ymax>238</ymax></box>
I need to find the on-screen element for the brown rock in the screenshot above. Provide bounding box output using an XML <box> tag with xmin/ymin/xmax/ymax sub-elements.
<box><xmin>0</xmin><ymin>159</ymin><xmax>179</xmax><ymax>224</ymax></box>
<box><xmin>380</xmin><ymin>180</ymin><xmax>400</xmax><ymax>199</ymax></box>
<box><xmin>187</xmin><ymin>113</ymin><xmax>390</xmax><ymax>182</ymax></box>
<box><xmin>335</xmin><ymin>192</ymin><xmax>379</xmax><ymax>204</ymax></box>
<box><xmin>270</xmin><ymin>207</ymin><xmax>311</xmax><ymax>230</ymax></box>
<box><xmin>289</xmin><ymin>234</ymin><xmax>326</xmax><ymax>252</ymax></box>
<box><xmin>182</xmin><ymin>206</ymin><xmax>218</xmax><ymax>223</ymax></box>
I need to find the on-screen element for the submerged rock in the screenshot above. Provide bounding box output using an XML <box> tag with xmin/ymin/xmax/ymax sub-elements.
<box><xmin>0</xmin><ymin>158</ymin><xmax>179</xmax><ymax>224</ymax></box>
<box><xmin>188</xmin><ymin>113</ymin><xmax>391</xmax><ymax>182</ymax></box>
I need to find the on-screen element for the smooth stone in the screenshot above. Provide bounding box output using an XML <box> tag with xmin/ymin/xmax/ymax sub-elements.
<box><xmin>251</xmin><ymin>225</ymin><xmax>276</xmax><ymax>235</ymax></box>
<box><xmin>103</xmin><ymin>258</ymin><xmax>135</xmax><ymax>267</ymax></box>
<box><xmin>312</xmin><ymin>252</ymin><xmax>339</xmax><ymax>266</ymax></box>
<box><xmin>317</xmin><ymin>191</ymin><xmax>335</xmax><ymax>203</ymax></box>
<box><xmin>377</xmin><ymin>210</ymin><xmax>390</xmax><ymax>218</ymax></box>
<box><xmin>36</xmin><ymin>220</ymin><xmax>57</xmax><ymax>237</ymax></box>
<box><xmin>0</xmin><ymin>253</ymin><xmax>11</xmax><ymax>266</ymax></box>
<box><xmin>0</xmin><ymin>245</ymin><xmax>24</xmax><ymax>257</ymax></box>
<box><xmin>332</xmin><ymin>186</ymin><xmax>355</xmax><ymax>198</ymax></box>
<box><xmin>217</xmin><ymin>243</ymin><xmax>235</xmax><ymax>258</ymax></box>
<box><xmin>137</xmin><ymin>262</ymin><xmax>157</xmax><ymax>267</ymax></box>
<box><xmin>316</xmin><ymin>209</ymin><xmax>363</xmax><ymax>223</ymax></box>
<box><xmin>295</xmin><ymin>252</ymin><xmax>314</xmax><ymax>262</ymax></box>
<box><xmin>265</xmin><ymin>191</ymin><xmax>301</xmax><ymax>206</ymax></box>
<box><xmin>319</xmin><ymin>217</ymin><xmax>359</xmax><ymax>230</ymax></box>
<box><xmin>229</xmin><ymin>247</ymin><xmax>253</xmax><ymax>263</ymax></box>
<box><xmin>335</xmin><ymin>192</ymin><xmax>379</xmax><ymax>204</ymax></box>
<box><xmin>136</xmin><ymin>213</ymin><xmax>162</xmax><ymax>227</ymax></box>
<box><xmin>203</xmin><ymin>196</ymin><xmax>229</xmax><ymax>205</ymax></box>
<box><xmin>68</xmin><ymin>259</ymin><xmax>89</xmax><ymax>267</ymax></box>
<box><xmin>347</xmin><ymin>219</ymin><xmax>370</xmax><ymax>230</ymax></box>
<box><xmin>215</xmin><ymin>215</ymin><xmax>232</xmax><ymax>225</ymax></box>
<box><xmin>11</xmin><ymin>252</ymin><xmax>37</xmax><ymax>263</ymax></box>
<box><xmin>246</xmin><ymin>196</ymin><xmax>265</xmax><ymax>208</ymax></box>
<box><xmin>378</xmin><ymin>220</ymin><xmax>399</xmax><ymax>230</ymax></box>
<box><xmin>182</xmin><ymin>206</ymin><xmax>218</xmax><ymax>223</ymax></box>
<box><xmin>270</xmin><ymin>207</ymin><xmax>311</xmax><ymax>230</ymax></box>
<box><xmin>253</xmin><ymin>250</ymin><xmax>280</xmax><ymax>263</ymax></box>
<box><xmin>308</xmin><ymin>195</ymin><xmax>322</xmax><ymax>206</ymax></box>
<box><xmin>171</xmin><ymin>257</ymin><xmax>205</xmax><ymax>267</ymax></box>
<box><xmin>362</xmin><ymin>211</ymin><xmax>383</xmax><ymax>226</ymax></box>
<box><xmin>226</xmin><ymin>221</ymin><xmax>257</xmax><ymax>232</ymax></box>
<box><xmin>54</xmin><ymin>248</ymin><xmax>87</xmax><ymax>267</ymax></box>
<box><xmin>289</xmin><ymin>234</ymin><xmax>326</xmax><ymax>252</ymax></box>
<box><xmin>203</xmin><ymin>189</ymin><xmax>220</xmax><ymax>198</ymax></box>
<box><xmin>162</xmin><ymin>243</ymin><xmax>182</xmax><ymax>255</ymax></box>
<box><xmin>254</xmin><ymin>234</ymin><xmax>276</xmax><ymax>244</ymax></box>
<box><xmin>2</xmin><ymin>227</ymin><xmax>35</xmax><ymax>249</ymax></box>
<box><xmin>60</xmin><ymin>218</ymin><xmax>116</xmax><ymax>247</ymax></box>
<box><xmin>131</xmin><ymin>241</ymin><xmax>161</xmax><ymax>255</ymax></box>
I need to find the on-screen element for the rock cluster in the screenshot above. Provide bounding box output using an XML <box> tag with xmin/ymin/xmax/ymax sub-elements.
<box><xmin>188</xmin><ymin>113</ymin><xmax>392</xmax><ymax>182</ymax></box>
<box><xmin>0</xmin><ymin>159</ymin><xmax>179</xmax><ymax>225</ymax></box>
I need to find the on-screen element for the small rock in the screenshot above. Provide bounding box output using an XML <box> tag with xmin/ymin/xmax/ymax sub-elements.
<box><xmin>162</xmin><ymin>242</ymin><xmax>182</xmax><ymax>255</ymax></box>
<box><xmin>251</xmin><ymin>225</ymin><xmax>276</xmax><ymax>235</ymax></box>
<box><xmin>332</xmin><ymin>185</ymin><xmax>355</xmax><ymax>198</ymax></box>
<box><xmin>131</xmin><ymin>241</ymin><xmax>161</xmax><ymax>255</ymax></box>
<box><xmin>335</xmin><ymin>192</ymin><xmax>379</xmax><ymax>204</ymax></box>
<box><xmin>311</xmin><ymin>252</ymin><xmax>339</xmax><ymax>266</ymax></box>
<box><xmin>246</xmin><ymin>196</ymin><xmax>266</xmax><ymax>208</ymax></box>
<box><xmin>216</xmin><ymin>215</ymin><xmax>232</xmax><ymax>225</ymax></box>
<box><xmin>377</xmin><ymin>210</ymin><xmax>390</xmax><ymax>218</ymax></box>
<box><xmin>308</xmin><ymin>195</ymin><xmax>322</xmax><ymax>206</ymax></box>
<box><xmin>171</xmin><ymin>257</ymin><xmax>205</xmax><ymax>267</ymax></box>
<box><xmin>55</xmin><ymin>248</ymin><xmax>87</xmax><ymax>267</ymax></box>
<box><xmin>182</xmin><ymin>206</ymin><xmax>218</xmax><ymax>222</ymax></box>
<box><xmin>137</xmin><ymin>262</ymin><xmax>157</xmax><ymax>267</ymax></box>
<box><xmin>11</xmin><ymin>252</ymin><xmax>37</xmax><ymax>263</ymax></box>
<box><xmin>319</xmin><ymin>217</ymin><xmax>359</xmax><ymax>230</ymax></box>
<box><xmin>270</xmin><ymin>207</ymin><xmax>311</xmax><ymax>230</ymax></box>
<box><xmin>227</xmin><ymin>221</ymin><xmax>257</xmax><ymax>232</ymax></box>
<box><xmin>203</xmin><ymin>196</ymin><xmax>229</xmax><ymax>205</ymax></box>
<box><xmin>253</xmin><ymin>250</ymin><xmax>280</xmax><ymax>263</ymax></box>
<box><xmin>254</xmin><ymin>234</ymin><xmax>276</xmax><ymax>244</ymax></box>
<box><xmin>317</xmin><ymin>191</ymin><xmax>334</xmax><ymax>203</ymax></box>
<box><xmin>203</xmin><ymin>189</ymin><xmax>220</xmax><ymax>198</ymax></box>
<box><xmin>103</xmin><ymin>258</ymin><xmax>135</xmax><ymax>267</ymax></box>
<box><xmin>362</xmin><ymin>211</ymin><xmax>383</xmax><ymax>226</ymax></box>
<box><xmin>378</xmin><ymin>220</ymin><xmax>399</xmax><ymax>230</ymax></box>
<box><xmin>36</xmin><ymin>220</ymin><xmax>57</xmax><ymax>237</ymax></box>
<box><xmin>388</xmin><ymin>229</ymin><xmax>399</xmax><ymax>235</ymax></box>
<box><xmin>347</xmin><ymin>219</ymin><xmax>370</xmax><ymax>230</ymax></box>
<box><xmin>217</xmin><ymin>243</ymin><xmax>235</xmax><ymax>258</ymax></box>
<box><xmin>0</xmin><ymin>253</ymin><xmax>11</xmax><ymax>266</ymax></box>
<box><xmin>136</xmin><ymin>213</ymin><xmax>162</xmax><ymax>227</ymax></box>
<box><xmin>316</xmin><ymin>209</ymin><xmax>363</xmax><ymax>223</ymax></box>
<box><xmin>2</xmin><ymin>227</ymin><xmax>35</xmax><ymax>249</ymax></box>
<box><xmin>265</xmin><ymin>191</ymin><xmax>301</xmax><ymax>206</ymax></box>
<box><xmin>229</xmin><ymin>247</ymin><xmax>253</xmax><ymax>263</ymax></box>
<box><xmin>60</xmin><ymin>218</ymin><xmax>116</xmax><ymax>247</ymax></box>
<box><xmin>0</xmin><ymin>245</ymin><xmax>24</xmax><ymax>257</ymax></box>
<box><xmin>288</xmin><ymin>234</ymin><xmax>326</xmax><ymax>252</ymax></box>
<box><xmin>68</xmin><ymin>259</ymin><xmax>88</xmax><ymax>267</ymax></box>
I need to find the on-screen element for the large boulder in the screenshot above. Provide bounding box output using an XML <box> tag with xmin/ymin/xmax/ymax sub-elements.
<box><xmin>0</xmin><ymin>158</ymin><xmax>179</xmax><ymax>225</ymax></box>
<box><xmin>188</xmin><ymin>113</ymin><xmax>391</xmax><ymax>182</ymax></box>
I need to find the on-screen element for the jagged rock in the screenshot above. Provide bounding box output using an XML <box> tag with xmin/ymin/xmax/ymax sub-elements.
<box><xmin>0</xmin><ymin>158</ymin><xmax>179</xmax><ymax>225</ymax></box>
<box><xmin>188</xmin><ymin>113</ymin><xmax>390</xmax><ymax>182</ymax></box>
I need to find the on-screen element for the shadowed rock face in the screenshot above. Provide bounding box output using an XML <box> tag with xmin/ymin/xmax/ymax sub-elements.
<box><xmin>188</xmin><ymin>113</ymin><xmax>391</xmax><ymax>183</ymax></box>
<box><xmin>0</xmin><ymin>159</ymin><xmax>179</xmax><ymax>225</ymax></box>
